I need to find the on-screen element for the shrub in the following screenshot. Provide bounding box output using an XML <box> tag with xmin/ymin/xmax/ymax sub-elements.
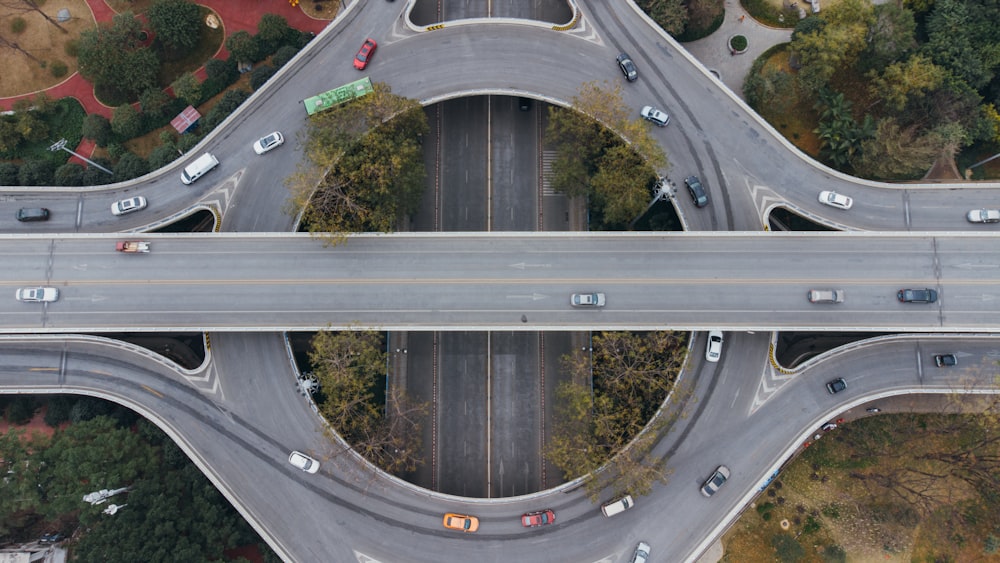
<box><xmin>111</xmin><ymin>104</ymin><xmax>143</xmax><ymax>139</ymax></box>
<box><xmin>49</xmin><ymin>59</ymin><xmax>68</xmax><ymax>78</ymax></box>
<box><xmin>106</xmin><ymin>142</ymin><xmax>126</xmax><ymax>161</ymax></box>
<box><xmin>17</xmin><ymin>158</ymin><xmax>55</xmax><ymax>186</ymax></box>
<box><xmin>44</xmin><ymin>396</ymin><xmax>73</xmax><ymax>427</ymax></box>
<box><xmin>256</xmin><ymin>13</ymin><xmax>293</xmax><ymax>55</ymax></box>
<box><xmin>0</xmin><ymin>162</ymin><xmax>19</xmax><ymax>185</ymax></box>
<box><xmin>113</xmin><ymin>152</ymin><xmax>150</xmax><ymax>182</ymax></box>
<box><xmin>6</xmin><ymin>396</ymin><xmax>38</xmax><ymax>425</ymax></box>
<box><xmin>10</xmin><ymin>17</ymin><xmax>27</xmax><ymax>34</ymax></box>
<box><xmin>821</xmin><ymin>545</ymin><xmax>846</xmax><ymax>563</ymax></box>
<box><xmin>205</xmin><ymin>58</ymin><xmax>237</xmax><ymax>83</ymax></box>
<box><xmin>771</xmin><ymin>533</ymin><xmax>806</xmax><ymax>562</ymax></box>
<box><xmin>148</xmin><ymin>144</ymin><xmax>180</xmax><ymax>169</ymax></box>
<box><xmin>139</xmin><ymin>88</ymin><xmax>170</xmax><ymax>118</ymax></box>
<box><xmin>250</xmin><ymin>64</ymin><xmax>276</xmax><ymax>91</ymax></box>
<box><xmin>225</xmin><ymin>30</ymin><xmax>260</xmax><ymax>63</ymax></box>
<box><xmin>81</xmin><ymin>158</ymin><xmax>115</xmax><ymax>185</ymax></box>
<box><xmin>271</xmin><ymin>45</ymin><xmax>299</xmax><ymax>68</ymax></box>
<box><xmin>64</xmin><ymin>39</ymin><xmax>79</xmax><ymax>57</ymax></box>
<box><xmin>176</xmin><ymin>132</ymin><xmax>202</xmax><ymax>153</ymax></box>
<box><xmin>82</xmin><ymin>114</ymin><xmax>113</xmax><ymax>146</ymax></box>
<box><xmin>54</xmin><ymin>163</ymin><xmax>85</xmax><ymax>186</ymax></box>
<box><xmin>731</xmin><ymin>35</ymin><xmax>748</xmax><ymax>51</ymax></box>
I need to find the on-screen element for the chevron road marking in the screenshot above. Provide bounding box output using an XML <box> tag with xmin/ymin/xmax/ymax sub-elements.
<box><xmin>749</xmin><ymin>363</ymin><xmax>796</xmax><ymax>416</ymax></box>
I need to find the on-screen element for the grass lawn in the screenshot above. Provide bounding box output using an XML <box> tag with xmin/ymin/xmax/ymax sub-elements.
<box><xmin>0</xmin><ymin>0</ymin><xmax>93</xmax><ymax>97</ymax></box>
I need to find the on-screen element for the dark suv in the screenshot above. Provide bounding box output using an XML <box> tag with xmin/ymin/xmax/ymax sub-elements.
<box><xmin>16</xmin><ymin>207</ymin><xmax>49</xmax><ymax>222</ymax></box>
<box><xmin>616</xmin><ymin>53</ymin><xmax>637</xmax><ymax>82</ymax></box>
<box><xmin>685</xmin><ymin>176</ymin><xmax>709</xmax><ymax>208</ymax></box>
<box><xmin>897</xmin><ymin>288</ymin><xmax>937</xmax><ymax>303</ymax></box>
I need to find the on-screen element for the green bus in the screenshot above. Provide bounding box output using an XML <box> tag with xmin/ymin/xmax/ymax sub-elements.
<box><xmin>303</xmin><ymin>77</ymin><xmax>374</xmax><ymax>116</ymax></box>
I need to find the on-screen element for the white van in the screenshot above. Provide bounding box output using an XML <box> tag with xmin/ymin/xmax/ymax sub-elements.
<box><xmin>600</xmin><ymin>494</ymin><xmax>634</xmax><ymax>517</ymax></box>
<box><xmin>180</xmin><ymin>153</ymin><xmax>219</xmax><ymax>185</ymax></box>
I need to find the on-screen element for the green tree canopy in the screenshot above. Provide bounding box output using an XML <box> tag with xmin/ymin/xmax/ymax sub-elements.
<box><xmin>77</xmin><ymin>12</ymin><xmax>159</xmax><ymax>99</ymax></box>
<box><xmin>147</xmin><ymin>0</ymin><xmax>202</xmax><ymax>57</ymax></box>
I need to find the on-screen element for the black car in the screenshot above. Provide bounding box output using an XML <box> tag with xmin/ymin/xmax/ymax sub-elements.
<box><xmin>897</xmin><ymin>288</ymin><xmax>938</xmax><ymax>303</ymax></box>
<box><xmin>934</xmin><ymin>354</ymin><xmax>957</xmax><ymax>367</ymax></box>
<box><xmin>685</xmin><ymin>176</ymin><xmax>709</xmax><ymax>208</ymax></box>
<box><xmin>826</xmin><ymin>377</ymin><xmax>847</xmax><ymax>394</ymax></box>
<box><xmin>616</xmin><ymin>53</ymin><xmax>637</xmax><ymax>82</ymax></box>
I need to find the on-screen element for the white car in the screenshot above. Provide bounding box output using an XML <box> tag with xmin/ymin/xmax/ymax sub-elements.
<box><xmin>253</xmin><ymin>131</ymin><xmax>284</xmax><ymax>155</ymax></box>
<box><xmin>571</xmin><ymin>292</ymin><xmax>606</xmax><ymax>307</ymax></box>
<box><xmin>967</xmin><ymin>209</ymin><xmax>1000</xmax><ymax>223</ymax></box>
<box><xmin>640</xmin><ymin>105</ymin><xmax>670</xmax><ymax>127</ymax></box>
<box><xmin>111</xmin><ymin>196</ymin><xmax>147</xmax><ymax>216</ymax></box>
<box><xmin>16</xmin><ymin>287</ymin><xmax>59</xmax><ymax>302</ymax></box>
<box><xmin>818</xmin><ymin>190</ymin><xmax>852</xmax><ymax>210</ymax></box>
<box><xmin>288</xmin><ymin>451</ymin><xmax>320</xmax><ymax>473</ymax></box>
<box><xmin>705</xmin><ymin>330</ymin><xmax>723</xmax><ymax>362</ymax></box>
<box><xmin>701</xmin><ymin>465</ymin><xmax>731</xmax><ymax>497</ymax></box>
<box><xmin>630</xmin><ymin>541</ymin><xmax>651</xmax><ymax>563</ymax></box>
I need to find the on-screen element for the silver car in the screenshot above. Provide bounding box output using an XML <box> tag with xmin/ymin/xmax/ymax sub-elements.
<box><xmin>16</xmin><ymin>287</ymin><xmax>59</xmax><ymax>302</ymax></box>
<box><xmin>701</xmin><ymin>465</ymin><xmax>730</xmax><ymax>497</ymax></box>
<box><xmin>967</xmin><ymin>209</ymin><xmax>1000</xmax><ymax>223</ymax></box>
<box><xmin>631</xmin><ymin>541</ymin><xmax>651</xmax><ymax>563</ymax></box>
<box><xmin>571</xmin><ymin>293</ymin><xmax>606</xmax><ymax>307</ymax></box>
<box><xmin>807</xmin><ymin>289</ymin><xmax>845</xmax><ymax>303</ymax></box>
<box><xmin>640</xmin><ymin>105</ymin><xmax>670</xmax><ymax>127</ymax></box>
<box><xmin>818</xmin><ymin>190</ymin><xmax>853</xmax><ymax>210</ymax></box>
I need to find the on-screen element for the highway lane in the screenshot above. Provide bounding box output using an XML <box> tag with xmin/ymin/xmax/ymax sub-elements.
<box><xmin>2</xmin><ymin>233</ymin><xmax>999</xmax><ymax>332</ymax></box>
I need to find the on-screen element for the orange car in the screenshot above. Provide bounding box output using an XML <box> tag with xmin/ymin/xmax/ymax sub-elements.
<box><xmin>443</xmin><ymin>513</ymin><xmax>479</xmax><ymax>533</ymax></box>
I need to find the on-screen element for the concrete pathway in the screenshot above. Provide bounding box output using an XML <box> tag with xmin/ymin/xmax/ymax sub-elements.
<box><xmin>683</xmin><ymin>1</ymin><xmax>793</xmax><ymax>99</ymax></box>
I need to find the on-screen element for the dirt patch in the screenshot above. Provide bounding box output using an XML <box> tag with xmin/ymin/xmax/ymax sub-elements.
<box><xmin>0</xmin><ymin>0</ymin><xmax>94</xmax><ymax>98</ymax></box>
<box><xmin>0</xmin><ymin>405</ymin><xmax>60</xmax><ymax>440</ymax></box>
<box><xmin>300</xmin><ymin>1</ymin><xmax>339</xmax><ymax>20</ymax></box>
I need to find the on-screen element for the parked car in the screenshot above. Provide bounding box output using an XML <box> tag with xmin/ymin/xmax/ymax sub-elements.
<box><xmin>111</xmin><ymin>196</ymin><xmax>147</xmax><ymax>216</ymax></box>
<box><xmin>934</xmin><ymin>353</ymin><xmax>957</xmax><ymax>367</ymax></box>
<box><xmin>700</xmin><ymin>465</ymin><xmax>730</xmax><ymax>497</ymax></box>
<box><xmin>685</xmin><ymin>176</ymin><xmax>709</xmax><ymax>208</ymax></box>
<box><xmin>705</xmin><ymin>330</ymin><xmax>723</xmax><ymax>362</ymax></box>
<box><xmin>354</xmin><ymin>37</ymin><xmax>377</xmax><ymax>70</ymax></box>
<box><xmin>818</xmin><ymin>190</ymin><xmax>853</xmax><ymax>210</ymax></box>
<box><xmin>825</xmin><ymin>377</ymin><xmax>847</xmax><ymax>394</ymax></box>
<box><xmin>640</xmin><ymin>105</ymin><xmax>669</xmax><ymax>126</ymax></box>
<box><xmin>897</xmin><ymin>288</ymin><xmax>937</xmax><ymax>303</ymax></box>
<box><xmin>631</xmin><ymin>541</ymin><xmax>652</xmax><ymax>563</ymax></box>
<box><xmin>521</xmin><ymin>509</ymin><xmax>555</xmax><ymax>527</ymax></box>
<box><xmin>443</xmin><ymin>513</ymin><xmax>479</xmax><ymax>532</ymax></box>
<box><xmin>616</xmin><ymin>52</ymin><xmax>637</xmax><ymax>81</ymax></box>
<box><xmin>571</xmin><ymin>292</ymin><xmax>606</xmax><ymax>307</ymax></box>
<box><xmin>253</xmin><ymin>131</ymin><xmax>284</xmax><ymax>155</ymax></box>
<box><xmin>15</xmin><ymin>287</ymin><xmax>59</xmax><ymax>303</ymax></box>
<box><xmin>287</xmin><ymin>451</ymin><xmax>320</xmax><ymax>473</ymax></box>
<box><xmin>966</xmin><ymin>209</ymin><xmax>1000</xmax><ymax>223</ymax></box>
<box><xmin>807</xmin><ymin>289</ymin><xmax>845</xmax><ymax>303</ymax></box>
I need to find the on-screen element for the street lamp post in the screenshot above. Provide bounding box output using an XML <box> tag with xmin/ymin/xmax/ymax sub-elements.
<box><xmin>49</xmin><ymin>138</ymin><xmax>113</xmax><ymax>175</ymax></box>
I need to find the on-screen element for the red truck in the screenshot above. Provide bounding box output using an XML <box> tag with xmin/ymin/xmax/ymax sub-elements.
<box><xmin>115</xmin><ymin>241</ymin><xmax>150</xmax><ymax>253</ymax></box>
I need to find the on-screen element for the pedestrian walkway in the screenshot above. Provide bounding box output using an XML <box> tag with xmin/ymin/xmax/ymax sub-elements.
<box><xmin>683</xmin><ymin>0</ymin><xmax>793</xmax><ymax>99</ymax></box>
<box><xmin>0</xmin><ymin>0</ymin><xmax>331</xmax><ymax>161</ymax></box>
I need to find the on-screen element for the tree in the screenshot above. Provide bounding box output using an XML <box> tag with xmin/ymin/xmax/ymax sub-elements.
<box><xmin>81</xmin><ymin>114</ymin><xmax>113</xmax><ymax>147</ymax></box>
<box><xmin>590</xmin><ymin>144</ymin><xmax>656</xmax><ymax>229</ymax></box>
<box><xmin>289</xmin><ymin>84</ymin><xmax>428</xmax><ymax>241</ymax></box>
<box><xmin>205</xmin><ymin>57</ymin><xmax>237</xmax><ymax>83</ymax></box>
<box><xmin>147</xmin><ymin>0</ymin><xmax>201</xmax><ymax>57</ymax></box>
<box><xmin>224</xmin><ymin>30</ymin><xmax>259</xmax><ymax>64</ymax></box>
<box><xmin>81</xmin><ymin>158</ymin><xmax>115</xmax><ymax>185</ymax></box>
<box><xmin>256</xmin><ymin>13</ymin><xmax>292</xmax><ymax>55</ymax></box>
<box><xmin>853</xmin><ymin>117</ymin><xmax>942</xmax><ymax>179</ymax></box>
<box><xmin>744</xmin><ymin>65</ymin><xmax>795</xmax><ymax>114</ymax></box>
<box><xmin>813</xmin><ymin>90</ymin><xmax>874</xmax><ymax>169</ymax></box>
<box><xmin>139</xmin><ymin>87</ymin><xmax>170</xmax><ymax>117</ymax></box>
<box><xmin>77</xmin><ymin>12</ymin><xmax>159</xmax><ymax>99</ymax></box>
<box><xmin>0</xmin><ymin>162</ymin><xmax>19</xmax><ymax>185</ymax></box>
<box><xmin>111</xmin><ymin>104</ymin><xmax>142</xmax><ymax>139</ymax></box>
<box><xmin>17</xmin><ymin>158</ymin><xmax>54</xmax><ymax>185</ymax></box>
<box><xmin>202</xmin><ymin>89</ymin><xmax>249</xmax><ymax>130</ymax></box>
<box><xmin>868</xmin><ymin>54</ymin><xmax>946</xmax><ymax>112</ymax></box>
<box><xmin>922</xmin><ymin>0</ymin><xmax>1000</xmax><ymax>91</ymax></box>
<box><xmin>15</xmin><ymin>110</ymin><xmax>48</xmax><ymax>142</ymax></box>
<box><xmin>861</xmin><ymin>3</ymin><xmax>916</xmax><ymax>71</ymax></box>
<box><xmin>638</xmin><ymin>0</ymin><xmax>688</xmax><ymax>36</ymax></box>
<box><xmin>308</xmin><ymin>330</ymin><xmax>428</xmax><ymax>474</ymax></box>
<box><xmin>148</xmin><ymin>144</ymin><xmax>180</xmax><ymax>169</ymax></box>
<box><xmin>113</xmin><ymin>152</ymin><xmax>150</xmax><ymax>182</ymax></box>
<box><xmin>170</xmin><ymin>72</ymin><xmax>201</xmax><ymax>106</ymax></box>
<box><xmin>271</xmin><ymin>44</ymin><xmax>299</xmax><ymax>68</ymax></box>
<box><xmin>685</xmin><ymin>0</ymin><xmax>722</xmax><ymax>36</ymax></box>
<box><xmin>791</xmin><ymin>0</ymin><xmax>874</xmax><ymax>94</ymax></box>
<box><xmin>249</xmin><ymin>64</ymin><xmax>276</xmax><ymax>91</ymax></box>
<box><xmin>0</xmin><ymin>118</ymin><xmax>22</xmax><ymax>153</ymax></box>
<box><xmin>54</xmin><ymin>163</ymin><xmax>85</xmax><ymax>186</ymax></box>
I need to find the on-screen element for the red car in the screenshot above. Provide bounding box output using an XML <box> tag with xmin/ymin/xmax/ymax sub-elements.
<box><xmin>354</xmin><ymin>38</ymin><xmax>377</xmax><ymax>70</ymax></box>
<box><xmin>521</xmin><ymin>509</ymin><xmax>555</xmax><ymax>527</ymax></box>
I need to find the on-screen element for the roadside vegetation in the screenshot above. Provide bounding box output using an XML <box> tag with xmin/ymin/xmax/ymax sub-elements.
<box><xmin>286</xmin><ymin>84</ymin><xmax>428</xmax><ymax>243</ymax></box>
<box><xmin>305</xmin><ymin>330</ymin><xmax>429</xmax><ymax>475</ymax></box>
<box><xmin>0</xmin><ymin>395</ymin><xmax>276</xmax><ymax>561</ymax></box>
<box><xmin>0</xmin><ymin>2</ymin><xmax>315</xmax><ymax>187</ymax></box>
<box><xmin>546</xmin><ymin>81</ymin><xmax>668</xmax><ymax>230</ymax></box>
<box><xmin>744</xmin><ymin>0</ymin><xmax>1000</xmax><ymax>180</ymax></box>
<box><xmin>636</xmin><ymin>0</ymin><xmax>725</xmax><ymax>41</ymax></box>
<box><xmin>723</xmin><ymin>396</ymin><xmax>1000</xmax><ymax>562</ymax></box>
<box><xmin>546</xmin><ymin>331</ymin><xmax>689</xmax><ymax>500</ymax></box>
